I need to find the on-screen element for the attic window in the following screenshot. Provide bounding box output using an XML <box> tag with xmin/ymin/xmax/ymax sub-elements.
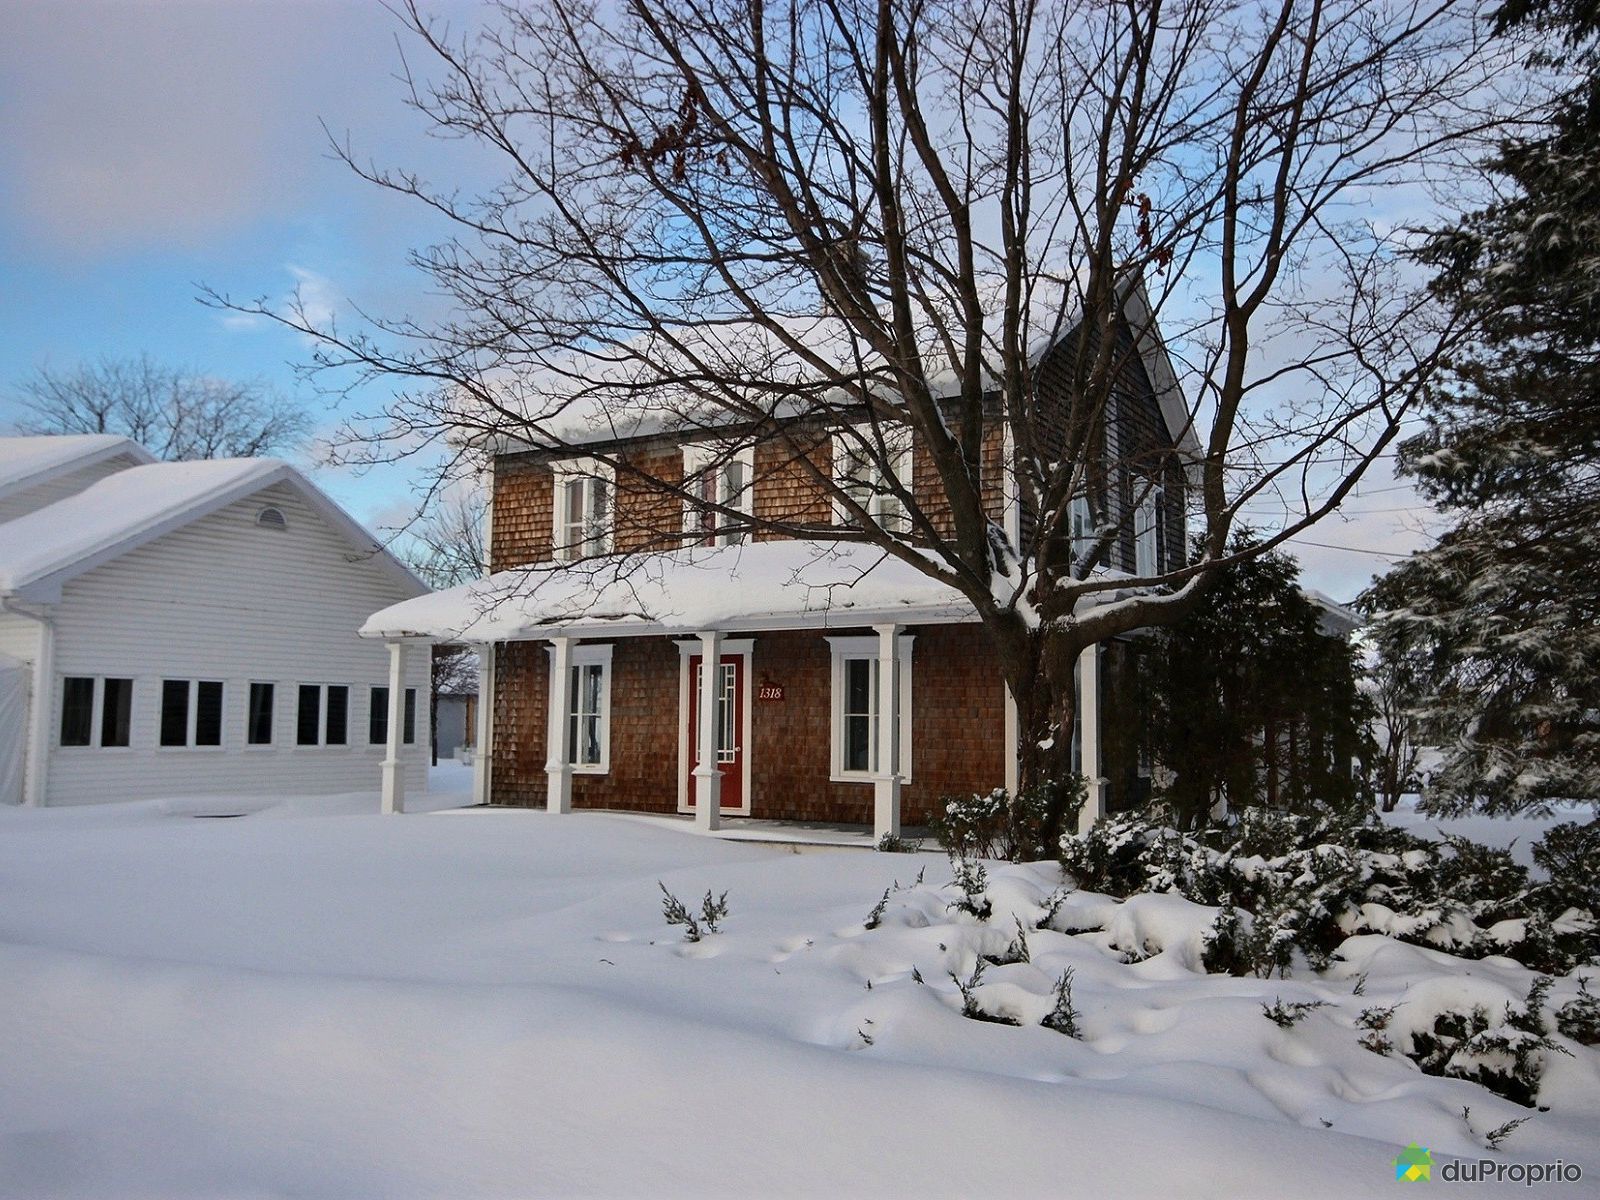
<box><xmin>257</xmin><ymin>506</ymin><xmax>288</xmax><ymax>531</ymax></box>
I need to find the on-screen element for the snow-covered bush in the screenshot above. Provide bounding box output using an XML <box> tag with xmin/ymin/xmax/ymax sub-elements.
<box><xmin>1404</xmin><ymin>978</ymin><xmax>1570</xmax><ymax>1108</ymax></box>
<box><xmin>946</xmin><ymin>857</ymin><xmax>992</xmax><ymax>920</ymax></box>
<box><xmin>1556</xmin><ymin>977</ymin><xmax>1600</xmax><ymax>1046</ymax></box>
<box><xmin>1059</xmin><ymin>805</ymin><xmax>1599</xmax><ymax>975</ymax></box>
<box><xmin>932</xmin><ymin>777</ymin><xmax>1084</xmax><ymax>862</ymax></box>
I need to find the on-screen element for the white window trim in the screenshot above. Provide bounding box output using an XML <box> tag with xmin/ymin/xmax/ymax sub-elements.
<box><xmin>157</xmin><ymin>678</ymin><xmax>227</xmax><ymax>752</ymax></box>
<box><xmin>551</xmin><ymin>457</ymin><xmax>616</xmax><ymax>562</ymax></box>
<box><xmin>674</xmin><ymin>638</ymin><xmax>754</xmax><ymax>815</ymax></box>
<box><xmin>57</xmin><ymin>675</ymin><xmax>134</xmax><ymax>752</ymax></box>
<box><xmin>682</xmin><ymin>443</ymin><xmax>755</xmax><ymax>546</ymax></box>
<box><xmin>547</xmin><ymin>643</ymin><xmax>613</xmax><ymax>774</ymax></box>
<box><xmin>825</xmin><ymin>634</ymin><xmax>914</xmax><ymax>784</ymax></box>
<box><xmin>1135</xmin><ymin>486</ymin><xmax>1163</xmax><ymax>578</ymax></box>
<box><xmin>831</xmin><ymin>424</ymin><xmax>913</xmax><ymax>532</ymax></box>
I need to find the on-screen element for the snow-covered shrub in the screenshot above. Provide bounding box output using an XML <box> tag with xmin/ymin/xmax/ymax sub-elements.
<box><xmin>1058</xmin><ymin>804</ymin><xmax>1598</xmax><ymax>975</ymax></box>
<box><xmin>948</xmin><ymin>959</ymin><xmax>1020</xmax><ymax>1026</ymax></box>
<box><xmin>1405</xmin><ymin>978</ymin><xmax>1570</xmax><ymax>1108</ymax></box>
<box><xmin>932</xmin><ymin>778</ymin><xmax>1084</xmax><ymax>862</ymax></box>
<box><xmin>1261</xmin><ymin>998</ymin><xmax>1330</xmax><ymax>1028</ymax></box>
<box><xmin>1357</xmin><ymin>1004</ymin><xmax>1396</xmax><ymax>1055</ymax></box>
<box><xmin>1042</xmin><ymin>967</ymin><xmax>1081</xmax><ymax>1037</ymax></box>
<box><xmin>658</xmin><ymin>882</ymin><xmax>729</xmax><ymax>942</ymax></box>
<box><xmin>947</xmin><ymin>857</ymin><xmax>993</xmax><ymax>920</ymax></box>
<box><xmin>1556</xmin><ymin>977</ymin><xmax>1600</xmax><ymax>1046</ymax></box>
<box><xmin>983</xmin><ymin>916</ymin><xmax>1031</xmax><ymax>967</ymax></box>
<box><xmin>876</xmin><ymin>831</ymin><xmax>921</xmax><ymax>853</ymax></box>
<box><xmin>864</xmin><ymin>887</ymin><xmax>891</xmax><ymax>931</ymax></box>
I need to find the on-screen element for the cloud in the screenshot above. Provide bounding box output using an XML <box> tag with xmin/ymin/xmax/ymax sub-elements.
<box><xmin>0</xmin><ymin>2</ymin><xmax>477</xmax><ymax>255</ymax></box>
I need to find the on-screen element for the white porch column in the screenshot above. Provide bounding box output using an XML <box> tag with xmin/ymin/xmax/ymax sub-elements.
<box><xmin>693</xmin><ymin>630</ymin><xmax>723</xmax><ymax>832</ymax></box>
<box><xmin>545</xmin><ymin>636</ymin><xmax>574</xmax><ymax>814</ymax></box>
<box><xmin>873</xmin><ymin>623</ymin><xmax>903</xmax><ymax>842</ymax></box>
<box><xmin>1002</xmin><ymin>684</ymin><xmax>1020</xmax><ymax>797</ymax></box>
<box><xmin>472</xmin><ymin>643</ymin><xmax>495</xmax><ymax>807</ymax></box>
<box><xmin>1077</xmin><ymin>642</ymin><xmax>1105</xmax><ymax>835</ymax></box>
<box><xmin>381</xmin><ymin>640</ymin><xmax>409</xmax><ymax>815</ymax></box>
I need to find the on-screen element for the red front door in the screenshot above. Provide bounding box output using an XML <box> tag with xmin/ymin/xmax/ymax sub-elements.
<box><xmin>687</xmin><ymin>654</ymin><xmax>744</xmax><ymax>811</ymax></box>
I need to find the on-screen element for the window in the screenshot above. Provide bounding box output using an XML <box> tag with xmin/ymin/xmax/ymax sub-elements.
<box><xmin>256</xmin><ymin>506</ymin><xmax>288</xmax><ymax>530</ymax></box>
<box><xmin>1069</xmin><ymin>494</ymin><xmax>1094</xmax><ymax>563</ymax></box>
<box><xmin>100</xmin><ymin>678</ymin><xmax>132</xmax><ymax>747</ymax></box>
<box><xmin>247</xmin><ymin>683</ymin><xmax>275</xmax><ymax>746</ymax></box>
<box><xmin>682</xmin><ymin>444</ymin><xmax>754</xmax><ymax>546</ymax></box>
<box><xmin>60</xmin><ymin>676</ymin><xmax>135</xmax><ymax>748</ymax></box>
<box><xmin>325</xmin><ymin>685</ymin><xmax>349</xmax><ymax>746</ymax></box>
<box><xmin>368</xmin><ymin>686</ymin><xmax>418</xmax><ymax>746</ymax></box>
<box><xmin>297</xmin><ymin>685</ymin><xmax>321</xmax><ymax>746</ymax></box>
<box><xmin>296</xmin><ymin>683</ymin><xmax>349</xmax><ymax>747</ymax></box>
<box><xmin>160</xmin><ymin>679</ymin><xmax>223</xmax><ymax>748</ymax></box>
<box><xmin>826</xmin><ymin>635</ymin><xmax>913</xmax><ymax>781</ymax></box>
<box><xmin>553</xmin><ymin>460</ymin><xmax>613</xmax><ymax>561</ymax></box>
<box><xmin>570</xmin><ymin>663</ymin><xmax>605</xmax><ymax>766</ymax></box>
<box><xmin>369</xmin><ymin>686</ymin><xmax>388</xmax><ymax>745</ymax></box>
<box><xmin>834</xmin><ymin>425</ymin><xmax>913</xmax><ymax>533</ymax></box>
<box><xmin>1135</xmin><ymin>486</ymin><xmax>1164</xmax><ymax>578</ymax></box>
<box><xmin>60</xmin><ymin>677</ymin><xmax>94</xmax><ymax>747</ymax></box>
<box><xmin>553</xmin><ymin>645</ymin><xmax>612</xmax><ymax>772</ymax></box>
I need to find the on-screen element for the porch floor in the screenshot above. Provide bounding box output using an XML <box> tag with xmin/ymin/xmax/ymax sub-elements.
<box><xmin>462</xmin><ymin>805</ymin><xmax>934</xmax><ymax>851</ymax></box>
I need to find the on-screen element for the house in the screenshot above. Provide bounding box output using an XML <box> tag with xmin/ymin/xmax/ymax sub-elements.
<box><xmin>0</xmin><ymin>435</ymin><xmax>431</xmax><ymax>807</ymax></box>
<box><xmin>362</xmin><ymin>284</ymin><xmax>1202</xmax><ymax>835</ymax></box>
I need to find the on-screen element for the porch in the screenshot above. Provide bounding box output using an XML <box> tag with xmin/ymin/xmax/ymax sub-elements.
<box><xmin>360</xmin><ymin>540</ymin><xmax>1111</xmax><ymax>840</ymax></box>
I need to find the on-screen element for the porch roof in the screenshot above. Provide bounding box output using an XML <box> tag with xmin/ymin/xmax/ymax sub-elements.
<box><xmin>360</xmin><ymin>539</ymin><xmax>979</xmax><ymax>643</ymax></box>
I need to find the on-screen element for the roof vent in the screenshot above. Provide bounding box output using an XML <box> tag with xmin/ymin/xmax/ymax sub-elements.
<box><xmin>256</xmin><ymin>506</ymin><xmax>288</xmax><ymax>531</ymax></box>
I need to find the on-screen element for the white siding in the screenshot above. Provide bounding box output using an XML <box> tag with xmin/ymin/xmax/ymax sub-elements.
<box><xmin>0</xmin><ymin>611</ymin><xmax>39</xmax><ymax>663</ymax></box>
<box><xmin>0</xmin><ymin>452</ymin><xmax>146</xmax><ymax>524</ymax></box>
<box><xmin>42</xmin><ymin>481</ymin><xmax>429</xmax><ymax>806</ymax></box>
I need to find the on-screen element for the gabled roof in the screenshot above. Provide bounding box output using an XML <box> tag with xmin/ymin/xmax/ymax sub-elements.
<box><xmin>0</xmin><ymin>458</ymin><xmax>425</xmax><ymax>605</ymax></box>
<box><xmin>471</xmin><ymin>276</ymin><xmax>1202</xmax><ymax>462</ymax></box>
<box><xmin>0</xmin><ymin>434</ymin><xmax>155</xmax><ymax>503</ymax></box>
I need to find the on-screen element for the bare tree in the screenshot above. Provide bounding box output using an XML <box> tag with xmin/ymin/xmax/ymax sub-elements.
<box><xmin>211</xmin><ymin>0</ymin><xmax>1524</xmax><ymax>825</ymax></box>
<box><xmin>12</xmin><ymin>354</ymin><xmax>310</xmax><ymax>460</ymax></box>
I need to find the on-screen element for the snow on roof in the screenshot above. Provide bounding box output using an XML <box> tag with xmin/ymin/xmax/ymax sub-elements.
<box><xmin>0</xmin><ymin>458</ymin><xmax>424</xmax><ymax>603</ymax></box>
<box><xmin>361</xmin><ymin>539</ymin><xmax>977</xmax><ymax>642</ymax></box>
<box><xmin>0</xmin><ymin>434</ymin><xmax>154</xmax><ymax>499</ymax></box>
<box><xmin>465</xmin><ymin>275</ymin><xmax>1202</xmax><ymax>461</ymax></box>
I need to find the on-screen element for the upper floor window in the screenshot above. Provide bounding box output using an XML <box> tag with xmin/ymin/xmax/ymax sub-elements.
<box><xmin>833</xmin><ymin>424</ymin><xmax>913</xmax><ymax>534</ymax></box>
<box><xmin>682</xmin><ymin>444</ymin><xmax>754</xmax><ymax>547</ymax></box>
<box><xmin>553</xmin><ymin>459</ymin><xmax>613</xmax><ymax>562</ymax></box>
<box><xmin>1135</xmin><ymin>486</ymin><xmax>1164</xmax><ymax>577</ymax></box>
<box><xmin>1069</xmin><ymin>494</ymin><xmax>1094</xmax><ymax>564</ymax></box>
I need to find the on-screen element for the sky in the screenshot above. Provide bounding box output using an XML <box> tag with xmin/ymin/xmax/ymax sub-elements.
<box><xmin>0</xmin><ymin>0</ymin><xmax>1439</xmax><ymax>600</ymax></box>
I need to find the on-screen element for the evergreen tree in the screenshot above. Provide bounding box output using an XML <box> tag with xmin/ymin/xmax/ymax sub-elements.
<box><xmin>1366</xmin><ymin>0</ymin><xmax>1600</xmax><ymax>815</ymax></box>
<box><xmin>1147</xmin><ymin>534</ymin><xmax>1372</xmax><ymax>829</ymax></box>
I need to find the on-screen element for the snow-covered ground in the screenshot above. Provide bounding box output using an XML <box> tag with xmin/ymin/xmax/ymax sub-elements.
<box><xmin>1</xmin><ymin>790</ymin><xmax>1594</xmax><ymax>1199</ymax></box>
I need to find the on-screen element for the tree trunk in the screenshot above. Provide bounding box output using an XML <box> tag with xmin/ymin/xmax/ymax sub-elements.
<box><xmin>991</xmin><ymin>615</ymin><xmax>1086</xmax><ymax>847</ymax></box>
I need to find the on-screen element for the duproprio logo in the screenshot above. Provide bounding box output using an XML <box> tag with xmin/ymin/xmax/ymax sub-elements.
<box><xmin>1393</xmin><ymin>1144</ymin><xmax>1432</xmax><ymax>1182</ymax></box>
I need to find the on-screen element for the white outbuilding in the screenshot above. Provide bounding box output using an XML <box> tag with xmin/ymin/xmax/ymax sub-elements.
<box><xmin>0</xmin><ymin>435</ymin><xmax>431</xmax><ymax>807</ymax></box>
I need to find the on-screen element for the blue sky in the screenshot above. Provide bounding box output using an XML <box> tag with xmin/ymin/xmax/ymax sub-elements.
<box><xmin>0</xmin><ymin>0</ymin><xmax>496</xmax><ymax>536</ymax></box>
<box><xmin>0</xmin><ymin>0</ymin><xmax>1434</xmax><ymax>597</ymax></box>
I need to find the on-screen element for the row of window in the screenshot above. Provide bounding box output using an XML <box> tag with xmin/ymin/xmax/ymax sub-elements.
<box><xmin>550</xmin><ymin>639</ymin><xmax>911</xmax><ymax>782</ymax></box>
<box><xmin>554</xmin><ymin>438</ymin><xmax>1169</xmax><ymax>575</ymax></box>
<box><xmin>60</xmin><ymin>677</ymin><xmax>419</xmax><ymax>750</ymax></box>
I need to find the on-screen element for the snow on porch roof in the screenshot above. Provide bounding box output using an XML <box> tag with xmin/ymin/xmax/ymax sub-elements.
<box><xmin>360</xmin><ymin>539</ymin><xmax>979</xmax><ymax>643</ymax></box>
